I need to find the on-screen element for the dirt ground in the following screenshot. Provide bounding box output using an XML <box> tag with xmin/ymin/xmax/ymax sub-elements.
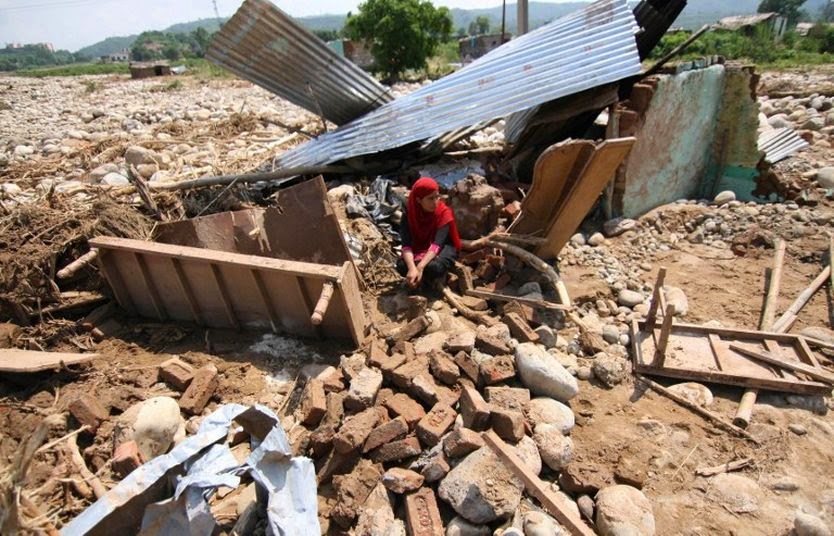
<box><xmin>1</xmin><ymin>66</ymin><xmax>834</xmax><ymax>535</ymax></box>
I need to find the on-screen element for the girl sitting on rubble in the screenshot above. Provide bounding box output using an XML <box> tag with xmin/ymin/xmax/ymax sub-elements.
<box><xmin>397</xmin><ymin>176</ymin><xmax>462</xmax><ymax>290</ymax></box>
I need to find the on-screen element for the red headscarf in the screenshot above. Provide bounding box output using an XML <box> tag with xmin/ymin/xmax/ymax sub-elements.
<box><xmin>407</xmin><ymin>177</ymin><xmax>462</xmax><ymax>255</ymax></box>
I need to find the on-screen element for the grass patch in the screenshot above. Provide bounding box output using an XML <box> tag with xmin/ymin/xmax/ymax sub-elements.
<box><xmin>150</xmin><ymin>80</ymin><xmax>183</xmax><ymax>92</ymax></box>
<box><xmin>15</xmin><ymin>62</ymin><xmax>129</xmax><ymax>77</ymax></box>
<box><xmin>181</xmin><ymin>58</ymin><xmax>232</xmax><ymax>79</ymax></box>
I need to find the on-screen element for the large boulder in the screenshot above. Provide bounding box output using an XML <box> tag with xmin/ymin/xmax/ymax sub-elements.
<box><xmin>526</xmin><ymin>397</ymin><xmax>575</xmax><ymax>435</ymax></box>
<box><xmin>595</xmin><ymin>485</ymin><xmax>655</xmax><ymax>536</ymax></box>
<box><xmin>438</xmin><ymin>447</ymin><xmax>524</xmax><ymax>524</ymax></box>
<box><xmin>515</xmin><ymin>343</ymin><xmax>578</xmax><ymax>402</ymax></box>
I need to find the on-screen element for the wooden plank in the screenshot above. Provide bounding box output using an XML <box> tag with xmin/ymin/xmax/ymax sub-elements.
<box><xmin>536</xmin><ymin>137</ymin><xmax>636</xmax><ymax>259</ymax></box>
<box><xmin>465</xmin><ymin>288</ymin><xmax>571</xmax><ymax>311</ymax></box>
<box><xmin>0</xmin><ymin>349</ymin><xmax>97</xmax><ymax>373</ymax></box>
<box><xmin>707</xmin><ymin>334</ymin><xmax>726</xmax><ymax>371</ymax></box>
<box><xmin>482</xmin><ymin>431</ymin><xmax>597</xmax><ymax>536</ymax></box>
<box><xmin>796</xmin><ymin>337</ymin><xmax>821</xmax><ymax>368</ymax></box>
<box><xmin>509</xmin><ymin>139</ymin><xmax>596</xmax><ymax>235</ymax></box>
<box><xmin>89</xmin><ymin>236</ymin><xmax>343</xmax><ymax>281</ymax></box>
<box><xmin>296</xmin><ymin>276</ymin><xmax>322</xmax><ymax>339</ymax></box>
<box><xmin>728</xmin><ymin>343</ymin><xmax>834</xmax><ymax>385</ymax></box>
<box><xmin>95</xmin><ymin>250</ymin><xmax>136</xmax><ymax>314</ymax></box>
<box><xmin>336</xmin><ymin>262</ymin><xmax>367</xmax><ymax>347</ymax></box>
<box><xmin>642</xmin><ymin>321</ymin><xmax>805</xmax><ymax>343</ymax></box>
<box><xmin>654</xmin><ymin>304</ymin><xmax>676</xmax><ymax>366</ymax></box>
<box><xmin>210</xmin><ymin>264</ymin><xmax>240</xmax><ymax>330</ymax></box>
<box><xmin>761</xmin><ymin>240</ymin><xmax>786</xmax><ymax>330</ymax></box>
<box><xmin>170</xmin><ymin>258</ymin><xmax>204</xmax><ymax>326</ymax></box>
<box><xmin>133</xmin><ymin>252</ymin><xmax>167</xmax><ymax>321</ymax></box>
<box><xmin>250</xmin><ymin>269</ymin><xmax>281</xmax><ymax>332</ymax></box>
<box><xmin>644</xmin><ymin>267</ymin><xmax>667</xmax><ymax>330</ymax></box>
<box><xmin>772</xmin><ymin>265</ymin><xmax>831</xmax><ymax>332</ymax></box>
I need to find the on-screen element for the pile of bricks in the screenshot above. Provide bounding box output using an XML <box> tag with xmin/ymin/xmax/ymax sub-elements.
<box><xmin>287</xmin><ymin>313</ymin><xmax>545</xmax><ymax>534</ymax></box>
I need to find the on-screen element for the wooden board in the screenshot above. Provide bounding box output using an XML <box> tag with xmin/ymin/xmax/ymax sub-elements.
<box><xmin>0</xmin><ymin>349</ymin><xmax>97</xmax><ymax>373</ymax></box>
<box><xmin>91</xmin><ymin>236</ymin><xmax>366</xmax><ymax>346</ymax></box>
<box><xmin>509</xmin><ymin>139</ymin><xmax>595</xmax><ymax>235</ymax></box>
<box><xmin>630</xmin><ymin>320</ymin><xmax>829</xmax><ymax>395</ymax></box>
<box><xmin>537</xmin><ymin>137</ymin><xmax>636</xmax><ymax>259</ymax></box>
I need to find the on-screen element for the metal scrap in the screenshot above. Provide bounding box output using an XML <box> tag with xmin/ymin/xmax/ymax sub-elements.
<box><xmin>758</xmin><ymin>127</ymin><xmax>810</xmax><ymax>164</ymax></box>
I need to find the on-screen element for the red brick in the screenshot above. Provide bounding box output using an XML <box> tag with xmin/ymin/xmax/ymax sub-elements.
<box><xmin>428</xmin><ymin>350</ymin><xmax>460</xmax><ymax>385</ymax></box>
<box><xmin>331</xmin><ymin>459</ymin><xmax>383</xmax><ymax>528</ymax></box>
<box><xmin>409</xmin><ymin>372</ymin><xmax>439</xmax><ymax>406</ymax></box>
<box><xmin>366</xmin><ymin>339</ymin><xmax>389</xmax><ymax>368</ymax></box>
<box><xmin>453</xmin><ymin>350</ymin><xmax>481</xmax><ymax>384</ymax></box>
<box><xmin>503</xmin><ymin>312</ymin><xmax>540</xmax><ymax>343</ymax></box>
<box><xmin>442</xmin><ymin>428</ymin><xmax>484</xmax><ymax>458</ymax></box>
<box><xmin>491</xmin><ymin>272</ymin><xmax>512</xmax><ymax>291</ymax></box>
<box><xmin>308</xmin><ymin>424</ymin><xmax>336</xmax><ymax>459</ymax></box>
<box><xmin>321</xmin><ymin>391</ymin><xmax>346</xmax><ymax>428</ymax></box>
<box><xmin>479</xmin><ymin>355</ymin><xmax>516</xmax><ymax>385</ymax></box>
<box><xmin>298</xmin><ymin>379</ymin><xmax>327</xmax><ymax>426</ymax></box>
<box><xmin>459</xmin><ymin>384</ymin><xmax>491</xmax><ymax>431</ymax></box>
<box><xmin>420</xmin><ymin>451</ymin><xmax>450</xmax><ymax>483</ymax></box>
<box><xmin>416</xmin><ymin>404</ymin><xmax>456</xmax><ymax>447</ymax></box>
<box><xmin>382</xmin><ymin>467</ymin><xmax>424</xmax><ymax>494</ymax></box>
<box><xmin>179</xmin><ymin>364</ymin><xmax>219</xmax><ymax>415</ymax></box>
<box><xmin>485</xmin><ymin>386</ymin><xmax>531</xmax><ymax>413</ymax></box>
<box><xmin>321</xmin><ymin>368</ymin><xmax>345</xmax><ymax>393</ymax></box>
<box><xmin>475</xmin><ymin>332</ymin><xmax>511</xmax><ymax>355</ymax></box>
<box><xmin>68</xmin><ymin>394</ymin><xmax>109</xmax><ymax>431</ymax></box>
<box><xmin>503</xmin><ymin>300</ymin><xmax>536</xmax><ymax>325</ymax></box>
<box><xmin>158</xmin><ymin>357</ymin><xmax>194</xmax><ymax>391</ymax></box>
<box><xmin>340</xmin><ymin>354</ymin><xmax>366</xmax><ymax>382</ymax></box>
<box><xmin>112</xmin><ymin>440</ymin><xmax>144</xmax><ymax>477</ymax></box>
<box><xmin>502</xmin><ymin>200</ymin><xmax>522</xmax><ymax>218</ymax></box>
<box><xmin>370</xmin><ymin>435</ymin><xmax>422</xmax><ymax>463</ymax></box>
<box><xmin>392</xmin><ymin>316</ymin><xmax>430</xmax><ymax>343</ymax></box>
<box><xmin>435</xmin><ymin>384</ymin><xmax>460</xmax><ymax>408</ymax></box>
<box><xmin>491</xmin><ymin>409</ymin><xmax>525</xmax><ymax>443</ymax></box>
<box><xmin>363</xmin><ymin>416</ymin><xmax>409</xmax><ymax>453</ymax></box>
<box><xmin>405</xmin><ymin>487</ymin><xmax>444</xmax><ymax>536</ymax></box>
<box><xmin>446</xmin><ymin>332</ymin><xmax>475</xmax><ymax>354</ymax></box>
<box><xmin>345</xmin><ymin>367</ymin><xmax>383</xmax><ymax>411</ymax></box>
<box><xmin>390</xmin><ymin>355</ymin><xmax>429</xmax><ymax>390</ymax></box>
<box><xmin>333</xmin><ymin>407</ymin><xmax>381</xmax><ymax>453</ymax></box>
<box><xmin>384</xmin><ymin>393</ymin><xmax>426</xmax><ymax>428</ymax></box>
<box><xmin>459</xmin><ymin>295</ymin><xmax>489</xmax><ymax>311</ymax></box>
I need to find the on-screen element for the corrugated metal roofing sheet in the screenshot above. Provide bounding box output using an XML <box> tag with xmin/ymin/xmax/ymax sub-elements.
<box><xmin>758</xmin><ymin>127</ymin><xmax>810</xmax><ymax>164</ymax></box>
<box><xmin>274</xmin><ymin>0</ymin><xmax>641</xmax><ymax>169</ymax></box>
<box><xmin>206</xmin><ymin>0</ymin><xmax>392</xmax><ymax>126</ymax></box>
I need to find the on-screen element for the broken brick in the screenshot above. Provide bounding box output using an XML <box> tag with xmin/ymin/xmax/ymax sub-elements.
<box><xmin>158</xmin><ymin>357</ymin><xmax>194</xmax><ymax>391</ymax></box>
<box><xmin>377</xmin><ymin>352</ymin><xmax>407</xmax><ymax>376</ymax></box>
<box><xmin>376</xmin><ymin>387</ymin><xmax>395</xmax><ymax>407</ymax></box>
<box><xmin>405</xmin><ymin>487</ymin><xmax>444</xmax><ymax>536</ymax></box>
<box><xmin>420</xmin><ymin>451</ymin><xmax>450</xmax><ymax>482</ymax></box>
<box><xmin>333</xmin><ymin>407</ymin><xmax>381</xmax><ymax>453</ymax></box>
<box><xmin>453</xmin><ymin>350</ymin><xmax>481</xmax><ymax>384</ymax></box>
<box><xmin>390</xmin><ymin>355</ymin><xmax>429</xmax><ymax>390</ymax></box>
<box><xmin>363</xmin><ymin>416</ymin><xmax>409</xmax><ymax>453</ymax></box>
<box><xmin>445</xmin><ymin>331</ymin><xmax>475</xmax><ymax>354</ymax></box>
<box><xmin>331</xmin><ymin>459</ymin><xmax>383</xmax><ymax>528</ymax></box>
<box><xmin>112</xmin><ymin>440</ymin><xmax>144</xmax><ymax>478</ymax></box>
<box><xmin>409</xmin><ymin>372</ymin><xmax>439</xmax><ymax>406</ymax></box>
<box><xmin>340</xmin><ymin>354</ymin><xmax>366</xmax><ymax>382</ymax></box>
<box><xmin>475</xmin><ymin>332</ymin><xmax>511</xmax><ymax>355</ymax></box>
<box><xmin>503</xmin><ymin>300</ymin><xmax>536</xmax><ymax>325</ymax></box>
<box><xmin>321</xmin><ymin>368</ymin><xmax>345</xmax><ymax>393</ymax></box>
<box><xmin>370</xmin><ymin>435</ymin><xmax>422</xmax><ymax>463</ymax></box>
<box><xmin>443</xmin><ymin>428</ymin><xmax>485</xmax><ymax>458</ymax></box>
<box><xmin>345</xmin><ymin>367</ymin><xmax>383</xmax><ymax>412</ymax></box>
<box><xmin>391</xmin><ymin>316</ymin><xmax>430</xmax><ymax>343</ymax></box>
<box><xmin>428</xmin><ymin>350</ymin><xmax>460</xmax><ymax>385</ymax></box>
<box><xmin>434</xmin><ymin>384</ymin><xmax>460</xmax><ymax>408</ymax></box>
<box><xmin>382</xmin><ymin>467</ymin><xmax>424</xmax><ymax>494</ymax></box>
<box><xmin>491</xmin><ymin>408</ymin><xmax>525</xmax><ymax>443</ymax></box>
<box><xmin>502</xmin><ymin>312</ymin><xmax>540</xmax><ymax>343</ymax></box>
<box><xmin>460</xmin><ymin>294</ymin><xmax>489</xmax><ymax>311</ymax></box>
<box><xmin>68</xmin><ymin>394</ymin><xmax>109</xmax><ymax>431</ymax></box>
<box><xmin>298</xmin><ymin>379</ymin><xmax>327</xmax><ymax>427</ymax></box>
<box><xmin>366</xmin><ymin>339</ymin><xmax>389</xmax><ymax>368</ymax></box>
<box><xmin>406</xmin><ymin>295</ymin><xmax>428</xmax><ymax>320</ymax></box>
<box><xmin>321</xmin><ymin>391</ymin><xmax>347</xmax><ymax>428</ymax></box>
<box><xmin>309</xmin><ymin>424</ymin><xmax>336</xmax><ymax>459</ymax></box>
<box><xmin>384</xmin><ymin>393</ymin><xmax>426</xmax><ymax>428</ymax></box>
<box><xmin>459</xmin><ymin>384</ymin><xmax>491</xmax><ymax>431</ymax></box>
<box><xmin>479</xmin><ymin>354</ymin><xmax>516</xmax><ymax>385</ymax></box>
<box><xmin>485</xmin><ymin>386</ymin><xmax>531</xmax><ymax>413</ymax></box>
<box><xmin>416</xmin><ymin>404</ymin><xmax>456</xmax><ymax>447</ymax></box>
<box><xmin>179</xmin><ymin>364</ymin><xmax>219</xmax><ymax>415</ymax></box>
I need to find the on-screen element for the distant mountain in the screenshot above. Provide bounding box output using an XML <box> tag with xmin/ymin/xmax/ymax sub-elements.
<box><xmin>76</xmin><ymin>0</ymin><xmax>831</xmax><ymax>56</ymax></box>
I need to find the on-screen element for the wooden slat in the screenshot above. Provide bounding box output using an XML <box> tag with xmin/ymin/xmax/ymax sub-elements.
<box><xmin>796</xmin><ymin>337</ymin><xmax>821</xmax><ymax>368</ymax></box>
<box><xmin>536</xmin><ymin>137</ymin><xmax>636</xmax><ymax>259</ymax></box>
<box><xmin>465</xmin><ymin>289</ymin><xmax>571</xmax><ymax>310</ymax></box>
<box><xmin>707</xmin><ymin>334</ymin><xmax>726</xmax><ymax>371</ymax></box>
<box><xmin>295</xmin><ymin>276</ymin><xmax>322</xmax><ymax>339</ymax></box>
<box><xmin>654</xmin><ymin>304</ymin><xmax>676</xmax><ymax>366</ymax></box>
<box><xmin>170</xmin><ymin>258</ymin><xmax>204</xmax><ymax>326</ymax></box>
<box><xmin>772</xmin><ymin>265</ymin><xmax>831</xmax><ymax>332</ymax></box>
<box><xmin>210</xmin><ymin>264</ymin><xmax>240</xmax><ymax>330</ymax></box>
<box><xmin>644</xmin><ymin>267</ymin><xmax>667</xmax><ymax>330</ymax></box>
<box><xmin>0</xmin><ymin>349</ymin><xmax>98</xmax><ymax>373</ymax></box>
<box><xmin>95</xmin><ymin>250</ymin><xmax>136</xmax><ymax>314</ymax></box>
<box><xmin>482</xmin><ymin>431</ymin><xmax>596</xmax><ymax>536</ymax></box>
<box><xmin>133</xmin><ymin>252</ymin><xmax>167</xmax><ymax>321</ymax></box>
<box><xmin>250</xmin><ymin>269</ymin><xmax>281</xmax><ymax>332</ymax></box>
<box><xmin>728</xmin><ymin>343</ymin><xmax>834</xmax><ymax>385</ymax></box>
<box><xmin>642</xmin><ymin>321</ymin><xmax>807</xmax><ymax>343</ymax></box>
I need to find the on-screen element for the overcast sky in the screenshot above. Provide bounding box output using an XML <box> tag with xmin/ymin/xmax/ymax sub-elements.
<box><xmin>0</xmin><ymin>0</ymin><xmax>582</xmax><ymax>52</ymax></box>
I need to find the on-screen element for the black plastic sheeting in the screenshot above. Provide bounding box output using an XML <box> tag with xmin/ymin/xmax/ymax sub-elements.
<box><xmin>345</xmin><ymin>177</ymin><xmax>407</xmax><ymax>241</ymax></box>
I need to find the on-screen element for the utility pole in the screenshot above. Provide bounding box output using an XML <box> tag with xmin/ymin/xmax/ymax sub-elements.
<box><xmin>501</xmin><ymin>0</ymin><xmax>507</xmax><ymax>43</ymax></box>
<box><xmin>517</xmin><ymin>0</ymin><xmax>529</xmax><ymax>36</ymax></box>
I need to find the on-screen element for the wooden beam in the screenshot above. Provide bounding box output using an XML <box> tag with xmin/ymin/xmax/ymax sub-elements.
<box><xmin>728</xmin><ymin>343</ymin><xmax>834</xmax><ymax>385</ymax></box>
<box><xmin>310</xmin><ymin>282</ymin><xmax>335</xmax><ymax>326</ymax></box>
<box><xmin>796</xmin><ymin>337</ymin><xmax>821</xmax><ymax>368</ymax></box>
<box><xmin>772</xmin><ymin>265</ymin><xmax>831</xmax><ymax>333</ymax></box>
<box><xmin>644</xmin><ymin>267</ymin><xmax>667</xmax><ymax>331</ymax></box>
<box><xmin>170</xmin><ymin>258</ymin><xmax>203</xmax><ymax>326</ymax></box>
<box><xmin>250</xmin><ymin>269</ymin><xmax>281</xmax><ymax>333</ymax></box>
<box><xmin>482</xmin><ymin>431</ymin><xmax>597</xmax><ymax>536</ymax></box>
<box><xmin>133</xmin><ymin>252</ymin><xmax>167</xmax><ymax>321</ymax></box>
<box><xmin>96</xmin><ymin>250</ymin><xmax>136</xmax><ymax>314</ymax></box>
<box><xmin>639</xmin><ymin>321</ymin><xmax>805</xmax><ymax>342</ymax></box>
<box><xmin>210</xmin><ymin>264</ymin><xmax>240</xmax><ymax>330</ymax></box>
<box><xmin>295</xmin><ymin>276</ymin><xmax>322</xmax><ymax>339</ymax></box>
<box><xmin>465</xmin><ymin>288</ymin><xmax>571</xmax><ymax>310</ymax></box>
<box><xmin>654</xmin><ymin>304</ymin><xmax>676</xmax><ymax>366</ymax></box>
<box><xmin>0</xmin><ymin>349</ymin><xmax>98</xmax><ymax>373</ymax></box>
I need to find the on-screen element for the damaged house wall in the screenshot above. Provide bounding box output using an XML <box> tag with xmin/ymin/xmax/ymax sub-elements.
<box><xmin>613</xmin><ymin>63</ymin><xmax>762</xmax><ymax>219</ymax></box>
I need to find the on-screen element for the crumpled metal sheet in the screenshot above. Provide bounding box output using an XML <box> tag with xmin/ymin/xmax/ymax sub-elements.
<box><xmin>62</xmin><ymin>404</ymin><xmax>319</xmax><ymax>536</ymax></box>
<box><xmin>274</xmin><ymin>0</ymin><xmax>641</xmax><ymax>169</ymax></box>
<box><xmin>758</xmin><ymin>127</ymin><xmax>810</xmax><ymax>164</ymax></box>
<box><xmin>207</xmin><ymin>0</ymin><xmax>392</xmax><ymax>126</ymax></box>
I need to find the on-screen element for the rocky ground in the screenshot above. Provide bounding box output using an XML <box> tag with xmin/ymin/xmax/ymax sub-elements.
<box><xmin>1</xmin><ymin>68</ymin><xmax>834</xmax><ymax>536</ymax></box>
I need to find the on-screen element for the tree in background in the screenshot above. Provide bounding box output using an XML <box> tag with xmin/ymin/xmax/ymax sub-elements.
<box><xmin>821</xmin><ymin>1</ymin><xmax>834</xmax><ymax>22</ymax></box>
<box><xmin>468</xmin><ymin>16</ymin><xmax>491</xmax><ymax>35</ymax></box>
<box><xmin>312</xmin><ymin>29</ymin><xmax>341</xmax><ymax>42</ymax></box>
<box><xmin>192</xmin><ymin>27</ymin><xmax>212</xmax><ymax>57</ymax></box>
<box><xmin>757</xmin><ymin>0</ymin><xmax>808</xmax><ymax>25</ymax></box>
<box><xmin>346</xmin><ymin>0</ymin><xmax>452</xmax><ymax>79</ymax></box>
